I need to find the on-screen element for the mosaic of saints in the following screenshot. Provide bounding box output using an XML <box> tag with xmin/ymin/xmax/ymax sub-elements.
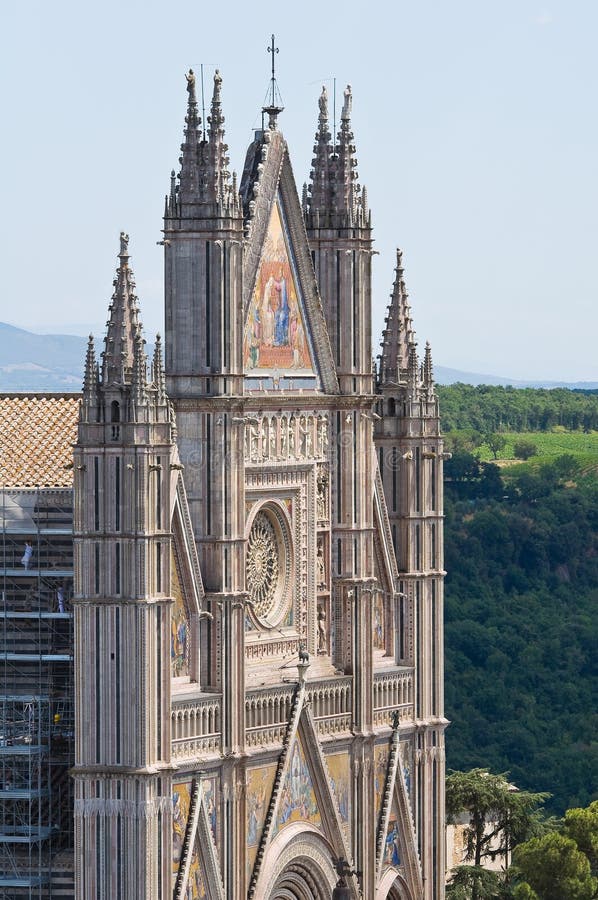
<box><xmin>243</xmin><ymin>202</ymin><xmax>314</xmax><ymax>375</ymax></box>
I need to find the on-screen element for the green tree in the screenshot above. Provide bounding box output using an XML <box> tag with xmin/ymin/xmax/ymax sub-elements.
<box><xmin>484</xmin><ymin>433</ymin><xmax>508</xmax><ymax>459</ymax></box>
<box><xmin>513</xmin><ymin>832</ymin><xmax>597</xmax><ymax>900</ymax></box>
<box><xmin>562</xmin><ymin>800</ymin><xmax>598</xmax><ymax>875</ymax></box>
<box><xmin>513</xmin><ymin>440</ymin><xmax>537</xmax><ymax>460</ymax></box>
<box><xmin>447</xmin><ymin>865</ymin><xmax>511</xmax><ymax>899</ymax></box>
<box><xmin>446</xmin><ymin>769</ymin><xmax>549</xmax><ymax>868</ymax></box>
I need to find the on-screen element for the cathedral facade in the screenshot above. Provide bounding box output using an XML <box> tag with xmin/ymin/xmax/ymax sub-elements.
<box><xmin>72</xmin><ymin>70</ymin><xmax>446</xmax><ymax>900</ymax></box>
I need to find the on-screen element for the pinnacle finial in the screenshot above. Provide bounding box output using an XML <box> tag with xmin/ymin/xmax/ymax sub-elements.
<box><xmin>83</xmin><ymin>334</ymin><xmax>98</xmax><ymax>400</ymax></box>
<box><xmin>131</xmin><ymin>326</ymin><xmax>148</xmax><ymax>407</ymax></box>
<box><xmin>152</xmin><ymin>333</ymin><xmax>167</xmax><ymax>403</ymax></box>
<box><xmin>423</xmin><ymin>341</ymin><xmax>435</xmax><ymax>397</ymax></box>
<box><xmin>101</xmin><ymin>232</ymin><xmax>141</xmax><ymax>387</ymax></box>
<box><xmin>378</xmin><ymin>248</ymin><xmax>416</xmax><ymax>387</ymax></box>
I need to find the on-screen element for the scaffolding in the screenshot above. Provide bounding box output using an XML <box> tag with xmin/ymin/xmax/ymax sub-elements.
<box><xmin>0</xmin><ymin>488</ymin><xmax>74</xmax><ymax>898</ymax></box>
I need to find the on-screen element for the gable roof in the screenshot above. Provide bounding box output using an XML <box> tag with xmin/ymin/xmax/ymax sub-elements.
<box><xmin>0</xmin><ymin>394</ymin><xmax>80</xmax><ymax>488</ymax></box>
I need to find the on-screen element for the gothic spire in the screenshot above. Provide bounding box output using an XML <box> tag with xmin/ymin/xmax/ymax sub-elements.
<box><xmin>423</xmin><ymin>341</ymin><xmax>435</xmax><ymax>398</ymax></box>
<box><xmin>131</xmin><ymin>327</ymin><xmax>148</xmax><ymax>407</ymax></box>
<box><xmin>204</xmin><ymin>70</ymin><xmax>232</xmax><ymax>206</ymax></box>
<box><xmin>378</xmin><ymin>249</ymin><xmax>417</xmax><ymax>386</ymax></box>
<box><xmin>333</xmin><ymin>84</ymin><xmax>358</xmax><ymax>216</ymax></box>
<box><xmin>307</xmin><ymin>86</ymin><xmax>334</xmax><ymax>221</ymax></box>
<box><xmin>407</xmin><ymin>342</ymin><xmax>420</xmax><ymax>399</ymax></box>
<box><xmin>171</xmin><ymin>69</ymin><xmax>237</xmax><ymax>215</ymax></box>
<box><xmin>83</xmin><ymin>334</ymin><xmax>98</xmax><ymax>400</ymax></box>
<box><xmin>306</xmin><ymin>84</ymin><xmax>368</xmax><ymax>228</ymax></box>
<box><xmin>101</xmin><ymin>232</ymin><xmax>140</xmax><ymax>386</ymax></box>
<box><xmin>178</xmin><ymin>69</ymin><xmax>202</xmax><ymax>202</ymax></box>
<box><xmin>152</xmin><ymin>333</ymin><xmax>166</xmax><ymax>404</ymax></box>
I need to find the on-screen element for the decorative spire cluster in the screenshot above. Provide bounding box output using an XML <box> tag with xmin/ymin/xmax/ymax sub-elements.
<box><xmin>305</xmin><ymin>84</ymin><xmax>369</xmax><ymax>228</ymax></box>
<box><xmin>83</xmin><ymin>234</ymin><xmax>169</xmax><ymax>417</ymax></box>
<box><xmin>100</xmin><ymin>232</ymin><xmax>140</xmax><ymax>386</ymax></box>
<box><xmin>378</xmin><ymin>250</ymin><xmax>417</xmax><ymax>386</ymax></box>
<box><xmin>166</xmin><ymin>69</ymin><xmax>240</xmax><ymax>218</ymax></box>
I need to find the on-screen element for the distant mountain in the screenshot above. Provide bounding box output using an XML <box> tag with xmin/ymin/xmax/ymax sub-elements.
<box><xmin>0</xmin><ymin>323</ymin><xmax>86</xmax><ymax>391</ymax></box>
<box><xmin>1</xmin><ymin>322</ymin><xmax>596</xmax><ymax>392</ymax></box>
<box><xmin>434</xmin><ymin>365</ymin><xmax>598</xmax><ymax>390</ymax></box>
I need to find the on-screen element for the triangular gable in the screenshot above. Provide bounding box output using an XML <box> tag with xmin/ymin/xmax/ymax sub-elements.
<box><xmin>375</xmin><ymin>732</ymin><xmax>423</xmax><ymax>897</ymax></box>
<box><xmin>172</xmin><ymin>778</ymin><xmax>224</xmax><ymax>900</ymax></box>
<box><xmin>242</xmin><ymin>131</ymin><xmax>338</xmax><ymax>393</ymax></box>
<box><xmin>248</xmin><ymin>686</ymin><xmax>356</xmax><ymax>898</ymax></box>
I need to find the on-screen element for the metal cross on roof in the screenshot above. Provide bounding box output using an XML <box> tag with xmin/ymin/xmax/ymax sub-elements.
<box><xmin>263</xmin><ymin>33</ymin><xmax>284</xmax><ymax>130</ymax></box>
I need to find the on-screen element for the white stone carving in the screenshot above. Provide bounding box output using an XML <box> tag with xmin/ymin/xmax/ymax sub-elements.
<box><xmin>245</xmin><ymin>413</ymin><xmax>328</xmax><ymax>464</ymax></box>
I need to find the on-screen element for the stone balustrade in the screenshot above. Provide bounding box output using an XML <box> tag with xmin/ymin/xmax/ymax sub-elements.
<box><xmin>372</xmin><ymin>670</ymin><xmax>414</xmax><ymax>727</ymax></box>
<box><xmin>171</xmin><ymin>670</ymin><xmax>413</xmax><ymax>759</ymax></box>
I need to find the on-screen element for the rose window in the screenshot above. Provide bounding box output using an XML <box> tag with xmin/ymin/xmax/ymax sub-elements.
<box><xmin>246</xmin><ymin>507</ymin><xmax>291</xmax><ymax>626</ymax></box>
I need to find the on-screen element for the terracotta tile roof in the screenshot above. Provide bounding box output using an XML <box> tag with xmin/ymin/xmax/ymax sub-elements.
<box><xmin>0</xmin><ymin>395</ymin><xmax>80</xmax><ymax>488</ymax></box>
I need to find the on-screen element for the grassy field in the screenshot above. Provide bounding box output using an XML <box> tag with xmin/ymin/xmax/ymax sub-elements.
<box><xmin>473</xmin><ymin>429</ymin><xmax>598</xmax><ymax>474</ymax></box>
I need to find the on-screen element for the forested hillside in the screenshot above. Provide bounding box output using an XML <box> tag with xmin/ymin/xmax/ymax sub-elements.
<box><xmin>437</xmin><ymin>383</ymin><xmax>598</xmax><ymax>432</ymax></box>
<box><xmin>441</xmin><ymin>386</ymin><xmax>598</xmax><ymax>815</ymax></box>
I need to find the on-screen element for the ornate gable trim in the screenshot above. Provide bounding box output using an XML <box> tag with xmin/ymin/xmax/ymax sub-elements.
<box><xmin>278</xmin><ymin>154</ymin><xmax>338</xmax><ymax>394</ymax></box>
<box><xmin>375</xmin><ymin>728</ymin><xmax>423</xmax><ymax>897</ymax></box>
<box><xmin>249</xmin><ymin>680</ymin><xmax>358</xmax><ymax>899</ymax></box>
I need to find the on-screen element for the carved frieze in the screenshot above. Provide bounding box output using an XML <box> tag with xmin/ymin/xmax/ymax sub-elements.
<box><xmin>245</xmin><ymin>413</ymin><xmax>329</xmax><ymax>464</ymax></box>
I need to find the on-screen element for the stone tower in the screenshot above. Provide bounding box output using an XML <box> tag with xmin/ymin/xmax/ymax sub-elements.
<box><xmin>72</xmin><ymin>234</ymin><xmax>175</xmax><ymax>899</ymax></box>
<box><xmin>73</xmin><ymin>70</ymin><xmax>446</xmax><ymax>900</ymax></box>
<box><xmin>375</xmin><ymin>250</ymin><xmax>447</xmax><ymax>897</ymax></box>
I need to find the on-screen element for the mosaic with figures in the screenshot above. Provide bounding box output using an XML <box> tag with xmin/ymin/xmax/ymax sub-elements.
<box><xmin>172</xmin><ymin>781</ymin><xmax>207</xmax><ymax>898</ymax></box>
<box><xmin>274</xmin><ymin>737</ymin><xmax>321</xmax><ymax>834</ymax></box>
<box><xmin>374</xmin><ymin>742</ymin><xmax>390</xmax><ymax>825</ymax></box>
<box><xmin>243</xmin><ymin>200</ymin><xmax>315</xmax><ymax>376</ymax></box>
<box><xmin>246</xmin><ymin>764</ymin><xmax>277</xmax><ymax>880</ymax></box>
<box><xmin>326</xmin><ymin>752</ymin><xmax>350</xmax><ymax>825</ymax></box>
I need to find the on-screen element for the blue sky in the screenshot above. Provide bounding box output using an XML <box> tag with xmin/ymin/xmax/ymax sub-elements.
<box><xmin>1</xmin><ymin>0</ymin><xmax>596</xmax><ymax>380</ymax></box>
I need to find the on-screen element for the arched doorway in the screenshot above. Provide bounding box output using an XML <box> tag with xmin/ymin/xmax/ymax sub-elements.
<box><xmin>259</xmin><ymin>824</ymin><xmax>339</xmax><ymax>900</ymax></box>
<box><xmin>376</xmin><ymin>868</ymin><xmax>413</xmax><ymax>900</ymax></box>
<box><xmin>271</xmin><ymin>857</ymin><xmax>331</xmax><ymax>899</ymax></box>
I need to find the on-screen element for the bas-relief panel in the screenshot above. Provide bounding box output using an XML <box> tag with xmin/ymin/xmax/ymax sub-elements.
<box><xmin>243</xmin><ymin>200</ymin><xmax>315</xmax><ymax>376</ymax></box>
<box><xmin>274</xmin><ymin>737</ymin><xmax>321</xmax><ymax>834</ymax></box>
<box><xmin>326</xmin><ymin>752</ymin><xmax>350</xmax><ymax>825</ymax></box>
<box><xmin>374</xmin><ymin>742</ymin><xmax>389</xmax><ymax>825</ymax></box>
<box><xmin>172</xmin><ymin>781</ymin><xmax>207</xmax><ymax>899</ymax></box>
<box><xmin>171</xmin><ymin>548</ymin><xmax>190</xmax><ymax>678</ymax></box>
<box><xmin>246</xmin><ymin>763</ymin><xmax>277</xmax><ymax>881</ymax></box>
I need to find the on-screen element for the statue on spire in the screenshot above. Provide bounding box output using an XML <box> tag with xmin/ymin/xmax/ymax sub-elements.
<box><xmin>319</xmin><ymin>86</ymin><xmax>328</xmax><ymax>122</ymax></box>
<box><xmin>342</xmin><ymin>84</ymin><xmax>352</xmax><ymax>120</ymax></box>
<box><xmin>119</xmin><ymin>232</ymin><xmax>129</xmax><ymax>257</ymax></box>
<box><xmin>185</xmin><ymin>68</ymin><xmax>196</xmax><ymax>99</ymax></box>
